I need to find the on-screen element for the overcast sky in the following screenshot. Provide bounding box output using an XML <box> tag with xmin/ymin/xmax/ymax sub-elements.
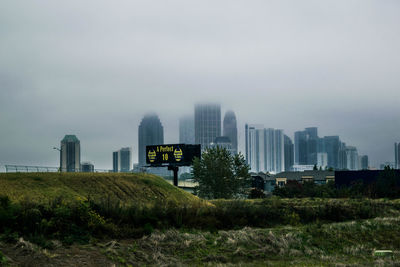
<box><xmin>1</xmin><ymin>0</ymin><xmax>399</xmax><ymax>170</ymax></box>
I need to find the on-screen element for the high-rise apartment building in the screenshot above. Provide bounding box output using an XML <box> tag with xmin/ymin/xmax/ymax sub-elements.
<box><xmin>113</xmin><ymin>147</ymin><xmax>132</xmax><ymax>172</ymax></box>
<box><xmin>138</xmin><ymin>113</ymin><xmax>164</xmax><ymax>167</ymax></box>
<box><xmin>60</xmin><ymin>135</ymin><xmax>81</xmax><ymax>172</ymax></box>
<box><xmin>81</xmin><ymin>162</ymin><xmax>94</xmax><ymax>172</ymax></box>
<box><xmin>245</xmin><ymin>124</ymin><xmax>262</xmax><ymax>171</ymax></box>
<box><xmin>294</xmin><ymin>131</ymin><xmax>307</xmax><ymax>165</ymax></box>
<box><xmin>223</xmin><ymin>110</ymin><xmax>238</xmax><ymax>154</ymax></box>
<box><xmin>194</xmin><ymin>104</ymin><xmax>221</xmax><ymax>150</ymax></box>
<box><xmin>317</xmin><ymin>153</ymin><xmax>328</xmax><ymax>169</ymax></box>
<box><xmin>345</xmin><ymin>146</ymin><xmax>359</xmax><ymax>170</ymax></box>
<box><xmin>284</xmin><ymin>135</ymin><xmax>294</xmax><ymax>171</ymax></box>
<box><xmin>245</xmin><ymin>124</ymin><xmax>284</xmax><ymax>173</ymax></box>
<box><xmin>274</xmin><ymin>129</ymin><xmax>285</xmax><ymax>173</ymax></box>
<box><xmin>294</xmin><ymin>127</ymin><xmax>318</xmax><ymax>165</ymax></box>
<box><xmin>113</xmin><ymin>151</ymin><xmax>119</xmax><ymax>172</ymax></box>
<box><xmin>359</xmin><ymin>155</ymin><xmax>369</xmax><ymax>170</ymax></box>
<box><xmin>179</xmin><ymin>116</ymin><xmax>195</xmax><ymax>144</ymax></box>
<box><xmin>323</xmin><ymin>136</ymin><xmax>341</xmax><ymax>169</ymax></box>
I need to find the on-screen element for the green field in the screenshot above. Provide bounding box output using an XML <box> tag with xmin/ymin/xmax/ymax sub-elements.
<box><xmin>0</xmin><ymin>172</ymin><xmax>206</xmax><ymax>207</ymax></box>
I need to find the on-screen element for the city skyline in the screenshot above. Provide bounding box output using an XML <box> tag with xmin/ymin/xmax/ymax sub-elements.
<box><xmin>0</xmin><ymin>107</ymin><xmax>396</xmax><ymax>171</ymax></box>
<box><xmin>0</xmin><ymin>107</ymin><xmax>398</xmax><ymax>170</ymax></box>
<box><xmin>1</xmin><ymin>1</ymin><xmax>400</xmax><ymax>170</ymax></box>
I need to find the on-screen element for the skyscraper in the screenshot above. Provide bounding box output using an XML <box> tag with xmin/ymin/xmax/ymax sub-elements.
<box><xmin>317</xmin><ymin>153</ymin><xmax>328</xmax><ymax>169</ymax></box>
<box><xmin>395</xmin><ymin>143</ymin><xmax>400</xmax><ymax>169</ymax></box>
<box><xmin>194</xmin><ymin>103</ymin><xmax>221</xmax><ymax>150</ymax></box>
<box><xmin>138</xmin><ymin>113</ymin><xmax>164</xmax><ymax>167</ymax></box>
<box><xmin>60</xmin><ymin>135</ymin><xmax>81</xmax><ymax>172</ymax></box>
<box><xmin>284</xmin><ymin>135</ymin><xmax>294</xmax><ymax>171</ymax></box>
<box><xmin>179</xmin><ymin>116</ymin><xmax>195</xmax><ymax>144</ymax></box>
<box><xmin>245</xmin><ymin>124</ymin><xmax>285</xmax><ymax>173</ymax></box>
<box><xmin>294</xmin><ymin>130</ymin><xmax>308</xmax><ymax>165</ymax></box>
<box><xmin>305</xmin><ymin>127</ymin><xmax>318</xmax><ymax>165</ymax></box>
<box><xmin>223</xmin><ymin>110</ymin><xmax>238</xmax><ymax>154</ymax></box>
<box><xmin>345</xmin><ymin>146</ymin><xmax>359</xmax><ymax>170</ymax></box>
<box><xmin>113</xmin><ymin>147</ymin><xmax>132</xmax><ymax>172</ymax></box>
<box><xmin>294</xmin><ymin>127</ymin><xmax>318</xmax><ymax>165</ymax></box>
<box><xmin>245</xmin><ymin>124</ymin><xmax>262</xmax><ymax>171</ymax></box>
<box><xmin>323</xmin><ymin>136</ymin><xmax>341</xmax><ymax>169</ymax></box>
<box><xmin>113</xmin><ymin>151</ymin><xmax>119</xmax><ymax>172</ymax></box>
<box><xmin>274</xmin><ymin>129</ymin><xmax>285</xmax><ymax>173</ymax></box>
<box><xmin>359</xmin><ymin>155</ymin><xmax>369</xmax><ymax>170</ymax></box>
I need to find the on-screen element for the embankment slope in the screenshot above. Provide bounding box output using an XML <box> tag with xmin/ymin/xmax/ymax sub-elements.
<box><xmin>0</xmin><ymin>172</ymin><xmax>204</xmax><ymax>206</ymax></box>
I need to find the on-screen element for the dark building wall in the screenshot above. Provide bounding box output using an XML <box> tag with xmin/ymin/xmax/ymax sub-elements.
<box><xmin>335</xmin><ymin>170</ymin><xmax>400</xmax><ymax>187</ymax></box>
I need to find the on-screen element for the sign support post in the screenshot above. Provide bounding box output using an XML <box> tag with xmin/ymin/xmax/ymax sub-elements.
<box><xmin>168</xmin><ymin>165</ymin><xmax>179</xmax><ymax>186</ymax></box>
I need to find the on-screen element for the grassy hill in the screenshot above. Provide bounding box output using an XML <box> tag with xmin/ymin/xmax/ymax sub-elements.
<box><xmin>0</xmin><ymin>172</ymin><xmax>206</xmax><ymax>206</ymax></box>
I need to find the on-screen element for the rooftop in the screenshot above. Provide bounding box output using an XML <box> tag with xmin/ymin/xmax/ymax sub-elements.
<box><xmin>61</xmin><ymin>135</ymin><xmax>80</xmax><ymax>143</ymax></box>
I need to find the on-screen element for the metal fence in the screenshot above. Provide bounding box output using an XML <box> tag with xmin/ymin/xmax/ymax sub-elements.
<box><xmin>3</xmin><ymin>165</ymin><xmax>111</xmax><ymax>173</ymax></box>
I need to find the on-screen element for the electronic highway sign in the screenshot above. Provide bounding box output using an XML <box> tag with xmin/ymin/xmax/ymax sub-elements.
<box><xmin>146</xmin><ymin>144</ymin><xmax>201</xmax><ymax>166</ymax></box>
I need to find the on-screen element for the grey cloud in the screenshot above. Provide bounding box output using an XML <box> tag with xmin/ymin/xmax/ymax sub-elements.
<box><xmin>1</xmin><ymin>0</ymin><xmax>399</xmax><ymax>169</ymax></box>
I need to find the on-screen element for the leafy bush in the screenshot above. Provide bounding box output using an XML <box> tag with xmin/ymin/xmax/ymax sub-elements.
<box><xmin>0</xmin><ymin>195</ymin><xmax>397</xmax><ymax>247</ymax></box>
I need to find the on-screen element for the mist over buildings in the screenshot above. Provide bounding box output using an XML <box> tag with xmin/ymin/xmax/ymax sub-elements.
<box><xmin>1</xmin><ymin>1</ymin><xmax>400</xmax><ymax>169</ymax></box>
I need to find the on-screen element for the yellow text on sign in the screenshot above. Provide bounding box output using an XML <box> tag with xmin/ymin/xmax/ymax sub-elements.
<box><xmin>162</xmin><ymin>153</ymin><xmax>169</xmax><ymax>161</ymax></box>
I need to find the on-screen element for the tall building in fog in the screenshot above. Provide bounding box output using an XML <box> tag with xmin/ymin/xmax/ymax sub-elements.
<box><xmin>194</xmin><ymin>103</ymin><xmax>221</xmax><ymax>150</ymax></box>
<box><xmin>294</xmin><ymin>131</ymin><xmax>307</xmax><ymax>165</ymax></box>
<box><xmin>359</xmin><ymin>155</ymin><xmax>369</xmax><ymax>170</ymax></box>
<box><xmin>284</xmin><ymin>135</ymin><xmax>294</xmax><ymax>171</ymax></box>
<box><xmin>345</xmin><ymin>146</ymin><xmax>359</xmax><ymax>170</ymax></box>
<box><xmin>294</xmin><ymin>127</ymin><xmax>318</xmax><ymax>165</ymax></box>
<box><xmin>138</xmin><ymin>113</ymin><xmax>164</xmax><ymax>167</ymax></box>
<box><xmin>60</xmin><ymin>135</ymin><xmax>81</xmax><ymax>172</ymax></box>
<box><xmin>245</xmin><ymin>124</ymin><xmax>262</xmax><ymax>171</ymax></box>
<box><xmin>245</xmin><ymin>124</ymin><xmax>284</xmax><ymax>173</ymax></box>
<box><xmin>179</xmin><ymin>116</ymin><xmax>195</xmax><ymax>144</ymax></box>
<box><xmin>323</xmin><ymin>136</ymin><xmax>341</xmax><ymax>169</ymax></box>
<box><xmin>113</xmin><ymin>147</ymin><xmax>132</xmax><ymax>172</ymax></box>
<box><xmin>274</xmin><ymin>129</ymin><xmax>285</xmax><ymax>173</ymax></box>
<box><xmin>395</xmin><ymin>143</ymin><xmax>400</xmax><ymax>169</ymax></box>
<box><xmin>223</xmin><ymin>110</ymin><xmax>238</xmax><ymax>154</ymax></box>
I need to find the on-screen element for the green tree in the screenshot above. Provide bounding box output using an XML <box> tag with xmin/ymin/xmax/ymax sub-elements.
<box><xmin>192</xmin><ymin>147</ymin><xmax>251</xmax><ymax>199</ymax></box>
<box><xmin>375</xmin><ymin>165</ymin><xmax>400</xmax><ymax>198</ymax></box>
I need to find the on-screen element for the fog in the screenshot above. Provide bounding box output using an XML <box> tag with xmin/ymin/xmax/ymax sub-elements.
<box><xmin>1</xmin><ymin>0</ymin><xmax>399</xmax><ymax>169</ymax></box>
